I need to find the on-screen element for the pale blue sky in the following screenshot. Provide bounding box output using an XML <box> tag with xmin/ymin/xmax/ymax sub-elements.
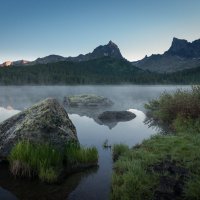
<box><xmin>0</xmin><ymin>0</ymin><xmax>200</xmax><ymax>62</ymax></box>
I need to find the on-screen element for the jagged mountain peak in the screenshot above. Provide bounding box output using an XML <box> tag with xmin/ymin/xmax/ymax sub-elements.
<box><xmin>92</xmin><ymin>41</ymin><xmax>123</xmax><ymax>59</ymax></box>
<box><xmin>165</xmin><ymin>37</ymin><xmax>200</xmax><ymax>58</ymax></box>
<box><xmin>0</xmin><ymin>41</ymin><xmax>124</xmax><ymax>66</ymax></box>
<box><xmin>133</xmin><ymin>37</ymin><xmax>200</xmax><ymax>73</ymax></box>
<box><xmin>108</xmin><ymin>40</ymin><xmax>118</xmax><ymax>47</ymax></box>
<box><xmin>166</xmin><ymin>37</ymin><xmax>189</xmax><ymax>55</ymax></box>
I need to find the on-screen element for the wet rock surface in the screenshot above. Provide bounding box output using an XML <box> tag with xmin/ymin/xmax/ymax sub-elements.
<box><xmin>0</xmin><ymin>98</ymin><xmax>78</xmax><ymax>159</ymax></box>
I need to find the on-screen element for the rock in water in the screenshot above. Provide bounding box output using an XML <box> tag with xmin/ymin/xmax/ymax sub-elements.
<box><xmin>98</xmin><ymin>111</ymin><xmax>136</xmax><ymax>123</ymax></box>
<box><xmin>0</xmin><ymin>98</ymin><xmax>78</xmax><ymax>159</ymax></box>
<box><xmin>64</xmin><ymin>94</ymin><xmax>113</xmax><ymax>107</ymax></box>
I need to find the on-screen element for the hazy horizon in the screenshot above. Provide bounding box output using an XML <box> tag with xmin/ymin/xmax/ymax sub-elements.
<box><xmin>1</xmin><ymin>0</ymin><xmax>200</xmax><ymax>63</ymax></box>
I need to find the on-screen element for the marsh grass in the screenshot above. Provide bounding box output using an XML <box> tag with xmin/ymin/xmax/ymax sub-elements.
<box><xmin>112</xmin><ymin>86</ymin><xmax>200</xmax><ymax>199</ymax></box>
<box><xmin>9</xmin><ymin>141</ymin><xmax>98</xmax><ymax>183</ymax></box>
<box><xmin>9</xmin><ymin>141</ymin><xmax>63</xmax><ymax>182</ymax></box>
<box><xmin>112</xmin><ymin>132</ymin><xmax>200</xmax><ymax>199</ymax></box>
<box><xmin>65</xmin><ymin>142</ymin><xmax>98</xmax><ymax>165</ymax></box>
<box><xmin>112</xmin><ymin>144</ymin><xmax>129</xmax><ymax>161</ymax></box>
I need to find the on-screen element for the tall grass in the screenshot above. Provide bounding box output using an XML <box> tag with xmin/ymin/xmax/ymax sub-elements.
<box><xmin>112</xmin><ymin>144</ymin><xmax>129</xmax><ymax>161</ymax></box>
<box><xmin>9</xmin><ymin>141</ymin><xmax>98</xmax><ymax>183</ymax></box>
<box><xmin>9</xmin><ymin>141</ymin><xmax>63</xmax><ymax>183</ymax></box>
<box><xmin>145</xmin><ymin>85</ymin><xmax>200</xmax><ymax>129</ymax></box>
<box><xmin>65</xmin><ymin>142</ymin><xmax>98</xmax><ymax>165</ymax></box>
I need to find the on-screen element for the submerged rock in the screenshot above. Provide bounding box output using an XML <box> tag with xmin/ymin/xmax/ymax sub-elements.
<box><xmin>0</xmin><ymin>98</ymin><xmax>78</xmax><ymax>159</ymax></box>
<box><xmin>97</xmin><ymin>111</ymin><xmax>136</xmax><ymax>129</ymax></box>
<box><xmin>64</xmin><ymin>94</ymin><xmax>113</xmax><ymax>107</ymax></box>
<box><xmin>98</xmin><ymin>111</ymin><xmax>136</xmax><ymax>122</ymax></box>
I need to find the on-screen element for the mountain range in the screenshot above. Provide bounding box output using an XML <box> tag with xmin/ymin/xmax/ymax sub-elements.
<box><xmin>1</xmin><ymin>38</ymin><xmax>200</xmax><ymax>73</ymax></box>
<box><xmin>133</xmin><ymin>37</ymin><xmax>200</xmax><ymax>73</ymax></box>
<box><xmin>0</xmin><ymin>40</ymin><xmax>123</xmax><ymax>67</ymax></box>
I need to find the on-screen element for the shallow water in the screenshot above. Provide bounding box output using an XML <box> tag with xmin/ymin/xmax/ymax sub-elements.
<box><xmin>0</xmin><ymin>85</ymin><xmax>189</xmax><ymax>200</ymax></box>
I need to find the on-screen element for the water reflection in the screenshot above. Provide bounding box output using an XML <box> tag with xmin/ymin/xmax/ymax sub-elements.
<box><xmin>0</xmin><ymin>162</ymin><xmax>98</xmax><ymax>200</ymax></box>
<box><xmin>65</xmin><ymin>106</ymin><xmax>136</xmax><ymax>129</ymax></box>
<box><xmin>0</xmin><ymin>187</ymin><xmax>18</xmax><ymax>200</ymax></box>
<box><xmin>0</xmin><ymin>107</ymin><xmax>20</xmax><ymax>123</ymax></box>
<box><xmin>144</xmin><ymin>110</ymin><xmax>173</xmax><ymax>134</ymax></box>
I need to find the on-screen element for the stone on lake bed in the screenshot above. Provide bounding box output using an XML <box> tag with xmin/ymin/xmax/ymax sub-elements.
<box><xmin>0</xmin><ymin>98</ymin><xmax>78</xmax><ymax>159</ymax></box>
<box><xmin>98</xmin><ymin>111</ymin><xmax>136</xmax><ymax>123</ymax></box>
<box><xmin>64</xmin><ymin>94</ymin><xmax>113</xmax><ymax>107</ymax></box>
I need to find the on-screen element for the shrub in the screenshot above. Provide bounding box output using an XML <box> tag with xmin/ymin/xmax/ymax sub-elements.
<box><xmin>145</xmin><ymin>85</ymin><xmax>200</xmax><ymax>129</ymax></box>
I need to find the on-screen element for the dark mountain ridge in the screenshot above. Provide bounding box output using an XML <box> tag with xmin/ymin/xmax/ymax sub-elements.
<box><xmin>133</xmin><ymin>37</ymin><xmax>200</xmax><ymax>73</ymax></box>
<box><xmin>0</xmin><ymin>41</ymin><xmax>123</xmax><ymax>66</ymax></box>
<box><xmin>165</xmin><ymin>37</ymin><xmax>200</xmax><ymax>58</ymax></box>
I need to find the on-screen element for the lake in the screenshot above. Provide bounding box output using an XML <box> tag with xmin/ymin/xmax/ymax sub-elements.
<box><xmin>0</xmin><ymin>85</ymin><xmax>189</xmax><ymax>200</ymax></box>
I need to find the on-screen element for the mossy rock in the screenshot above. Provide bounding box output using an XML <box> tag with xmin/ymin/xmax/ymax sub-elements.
<box><xmin>64</xmin><ymin>94</ymin><xmax>113</xmax><ymax>107</ymax></box>
<box><xmin>0</xmin><ymin>98</ymin><xmax>78</xmax><ymax>160</ymax></box>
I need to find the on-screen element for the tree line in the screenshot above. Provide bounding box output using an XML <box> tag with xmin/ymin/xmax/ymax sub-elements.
<box><xmin>0</xmin><ymin>57</ymin><xmax>199</xmax><ymax>85</ymax></box>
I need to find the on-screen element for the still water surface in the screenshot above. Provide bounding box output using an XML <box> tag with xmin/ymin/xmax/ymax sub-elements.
<box><xmin>0</xmin><ymin>85</ymin><xmax>189</xmax><ymax>200</ymax></box>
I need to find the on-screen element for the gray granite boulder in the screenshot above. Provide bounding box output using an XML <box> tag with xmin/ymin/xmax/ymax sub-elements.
<box><xmin>0</xmin><ymin>98</ymin><xmax>78</xmax><ymax>159</ymax></box>
<box><xmin>64</xmin><ymin>94</ymin><xmax>113</xmax><ymax>107</ymax></box>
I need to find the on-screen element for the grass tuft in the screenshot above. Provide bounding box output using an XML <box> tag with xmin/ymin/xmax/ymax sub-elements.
<box><xmin>9</xmin><ymin>140</ymin><xmax>98</xmax><ymax>183</ymax></box>
<box><xmin>112</xmin><ymin>144</ymin><xmax>129</xmax><ymax>161</ymax></box>
<box><xmin>65</xmin><ymin>142</ymin><xmax>98</xmax><ymax>165</ymax></box>
<box><xmin>9</xmin><ymin>141</ymin><xmax>63</xmax><ymax>182</ymax></box>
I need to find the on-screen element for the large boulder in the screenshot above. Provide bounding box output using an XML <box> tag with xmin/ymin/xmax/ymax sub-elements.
<box><xmin>0</xmin><ymin>98</ymin><xmax>78</xmax><ymax>159</ymax></box>
<box><xmin>64</xmin><ymin>94</ymin><xmax>113</xmax><ymax>107</ymax></box>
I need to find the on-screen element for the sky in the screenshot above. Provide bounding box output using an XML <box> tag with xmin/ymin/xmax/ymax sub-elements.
<box><xmin>0</xmin><ymin>0</ymin><xmax>200</xmax><ymax>63</ymax></box>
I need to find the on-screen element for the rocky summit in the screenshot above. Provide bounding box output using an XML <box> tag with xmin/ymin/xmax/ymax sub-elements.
<box><xmin>165</xmin><ymin>37</ymin><xmax>200</xmax><ymax>58</ymax></box>
<box><xmin>0</xmin><ymin>98</ymin><xmax>78</xmax><ymax>159</ymax></box>
<box><xmin>1</xmin><ymin>41</ymin><xmax>124</xmax><ymax>66</ymax></box>
<box><xmin>60</xmin><ymin>40</ymin><xmax>123</xmax><ymax>62</ymax></box>
<box><xmin>133</xmin><ymin>37</ymin><xmax>200</xmax><ymax>73</ymax></box>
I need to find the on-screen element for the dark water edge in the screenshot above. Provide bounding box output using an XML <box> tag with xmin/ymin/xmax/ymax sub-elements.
<box><xmin>0</xmin><ymin>162</ymin><xmax>99</xmax><ymax>200</ymax></box>
<box><xmin>0</xmin><ymin>186</ymin><xmax>18</xmax><ymax>200</ymax></box>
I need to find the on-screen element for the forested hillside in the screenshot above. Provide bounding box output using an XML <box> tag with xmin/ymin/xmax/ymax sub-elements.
<box><xmin>0</xmin><ymin>57</ymin><xmax>200</xmax><ymax>85</ymax></box>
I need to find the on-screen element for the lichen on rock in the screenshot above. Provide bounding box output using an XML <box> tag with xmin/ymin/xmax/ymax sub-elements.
<box><xmin>64</xmin><ymin>94</ymin><xmax>113</xmax><ymax>107</ymax></box>
<box><xmin>0</xmin><ymin>98</ymin><xmax>78</xmax><ymax>159</ymax></box>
